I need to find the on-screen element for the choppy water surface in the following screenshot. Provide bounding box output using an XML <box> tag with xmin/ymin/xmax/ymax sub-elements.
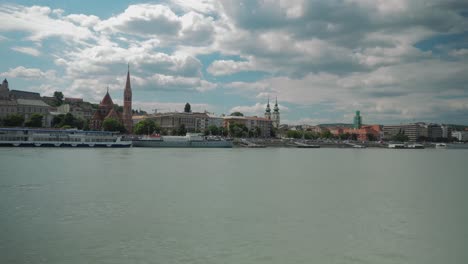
<box><xmin>1</xmin><ymin>148</ymin><xmax>467</xmax><ymax>264</ymax></box>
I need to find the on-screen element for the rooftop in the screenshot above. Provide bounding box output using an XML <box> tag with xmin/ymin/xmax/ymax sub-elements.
<box><xmin>16</xmin><ymin>98</ymin><xmax>51</xmax><ymax>107</ymax></box>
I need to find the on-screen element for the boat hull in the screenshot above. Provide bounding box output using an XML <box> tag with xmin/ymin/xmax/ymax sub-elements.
<box><xmin>132</xmin><ymin>140</ymin><xmax>232</xmax><ymax>148</ymax></box>
<box><xmin>0</xmin><ymin>142</ymin><xmax>131</xmax><ymax>148</ymax></box>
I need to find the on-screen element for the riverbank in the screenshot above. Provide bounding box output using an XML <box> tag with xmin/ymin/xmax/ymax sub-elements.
<box><xmin>232</xmin><ymin>138</ymin><xmax>468</xmax><ymax>148</ymax></box>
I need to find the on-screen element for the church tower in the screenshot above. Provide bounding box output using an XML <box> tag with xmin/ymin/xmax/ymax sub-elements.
<box><xmin>264</xmin><ymin>97</ymin><xmax>271</xmax><ymax>120</ymax></box>
<box><xmin>123</xmin><ymin>64</ymin><xmax>133</xmax><ymax>133</ymax></box>
<box><xmin>272</xmin><ymin>97</ymin><xmax>280</xmax><ymax>128</ymax></box>
<box><xmin>0</xmin><ymin>79</ymin><xmax>10</xmax><ymax>100</ymax></box>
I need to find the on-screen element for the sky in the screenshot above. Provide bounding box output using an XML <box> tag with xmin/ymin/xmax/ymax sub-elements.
<box><xmin>0</xmin><ymin>0</ymin><xmax>467</xmax><ymax>125</ymax></box>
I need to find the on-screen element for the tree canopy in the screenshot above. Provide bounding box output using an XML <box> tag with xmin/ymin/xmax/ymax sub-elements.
<box><xmin>177</xmin><ymin>124</ymin><xmax>187</xmax><ymax>136</ymax></box>
<box><xmin>230</xmin><ymin>112</ymin><xmax>244</xmax><ymax>116</ymax></box>
<box><xmin>50</xmin><ymin>91</ymin><xmax>64</xmax><ymax>107</ymax></box>
<box><xmin>134</xmin><ymin>119</ymin><xmax>160</xmax><ymax>135</ymax></box>
<box><xmin>392</xmin><ymin>131</ymin><xmax>409</xmax><ymax>142</ymax></box>
<box><xmin>51</xmin><ymin>113</ymin><xmax>85</xmax><ymax>129</ymax></box>
<box><xmin>184</xmin><ymin>103</ymin><xmax>191</xmax><ymax>113</ymax></box>
<box><xmin>25</xmin><ymin>113</ymin><xmax>43</xmax><ymax>127</ymax></box>
<box><xmin>3</xmin><ymin>114</ymin><xmax>24</xmax><ymax>127</ymax></box>
<box><xmin>229</xmin><ymin>123</ymin><xmax>248</xmax><ymax>137</ymax></box>
<box><xmin>102</xmin><ymin>117</ymin><xmax>125</xmax><ymax>132</ymax></box>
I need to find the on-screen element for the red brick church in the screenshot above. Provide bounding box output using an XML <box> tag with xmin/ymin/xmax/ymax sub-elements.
<box><xmin>90</xmin><ymin>66</ymin><xmax>133</xmax><ymax>133</ymax></box>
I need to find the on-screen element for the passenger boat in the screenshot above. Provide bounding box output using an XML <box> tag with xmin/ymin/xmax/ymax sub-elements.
<box><xmin>407</xmin><ymin>144</ymin><xmax>425</xmax><ymax>149</ymax></box>
<box><xmin>0</xmin><ymin>128</ymin><xmax>131</xmax><ymax>147</ymax></box>
<box><xmin>435</xmin><ymin>143</ymin><xmax>447</xmax><ymax>149</ymax></box>
<box><xmin>388</xmin><ymin>143</ymin><xmax>406</xmax><ymax>149</ymax></box>
<box><xmin>294</xmin><ymin>142</ymin><xmax>320</xmax><ymax>148</ymax></box>
<box><xmin>132</xmin><ymin>133</ymin><xmax>232</xmax><ymax>148</ymax></box>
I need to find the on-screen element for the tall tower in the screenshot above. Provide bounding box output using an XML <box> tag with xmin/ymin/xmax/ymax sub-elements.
<box><xmin>264</xmin><ymin>97</ymin><xmax>271</xmax><ymax>120</ymax></box>
<box><xmin>272</xmin><ymin>97</ymin><xmax>280</xmax><ymax>128</ymax></box>
<box><xmin>353</xmin><ymin>110</ymin><xmax>362</xmax><ymax>129</ymax></box>
<box><xmin>123</xmin><ymin>64</ymin><xmax>133</xmax><ymax>133</ymax></box>
<box><xmin>0</xmin><ymin>79</ymin><xmax>10</xmax><ymax>99</ymax></box>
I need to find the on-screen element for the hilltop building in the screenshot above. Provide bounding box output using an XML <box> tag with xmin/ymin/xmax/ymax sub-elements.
<box><xmin>0</xmin><ymin>79</ymin><xmax>52</xmax><ymax>126</ymax></box>
<box><xmin>224</xmin><ymin>115</ymin><xmax>272</xmax><ymax>138</ymax></box>
<box><xmin>382</xmin><ymin>123</ymin><xmax>451</xmax><ymax>142</ymax></box>
<box><xmin>148</xmin><ymin>112</ymin><xmax>211</xmax><ymax>133</ymax></box>
<box><xmin>90</xmin><ymin>67</ymin><xmax>133</xmax><ymax>131</ymax></box>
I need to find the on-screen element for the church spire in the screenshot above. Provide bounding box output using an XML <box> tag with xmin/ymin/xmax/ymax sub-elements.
<box><xmin>274</xmin><ymin>96</ymin><xmax>279</xmax><ymax>112</ymax></box>
<box><xmin>265</xmin><ymin>96</ymin><xmax>271</xmax><ymax>112</ymax></box>
<box><xmin>123</xmin><ymin>64</ymin><xmax>133</xmax><ymax>133</ymax></box>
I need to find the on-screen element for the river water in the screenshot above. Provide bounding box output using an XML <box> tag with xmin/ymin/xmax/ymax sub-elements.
<box><xmin>1</xmin><ymin>148</ymin><xmax>467</xmax><ymax>264</ymax></box>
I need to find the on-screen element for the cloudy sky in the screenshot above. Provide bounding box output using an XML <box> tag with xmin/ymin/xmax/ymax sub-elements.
<box><xmin>1</xmin><ymin>0</ymin><xmax>467</xmax><ymax>124</ymax></box>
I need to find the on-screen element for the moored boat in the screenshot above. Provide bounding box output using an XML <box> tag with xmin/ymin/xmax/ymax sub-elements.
<box><xmin>132</xmin><ymin>133</ymin><xmax>232</xmax><ymax>148</ymax></box>
<box><xmin>435</xmin><ymin>143</ymin><xmax>447</xmax><ymax>149</ymax></box>
<box><xmin>0</xmin><ymin>128</ymin><xmax>131</xmax><ymax>147</ymax></box>
<box><xmin>388</xmin><ymin>143</ymin><xmax>406</xmax><ymax>149</ymax></box>
<box><xmin>407</xmin><ymin>144</ymin><xmax>425</xmax><ymax>149</ymax></box>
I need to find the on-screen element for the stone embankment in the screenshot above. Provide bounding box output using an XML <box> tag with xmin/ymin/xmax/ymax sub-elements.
<box><xmin>233</xmin><ymin>139</ymin><xmax>437</xmax><ymax>148</ymax></box>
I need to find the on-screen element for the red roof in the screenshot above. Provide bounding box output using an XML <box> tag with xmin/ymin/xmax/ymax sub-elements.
<box><xmin>100</xmin><ymin>91</ymin><xmax>114</xmax><ymax>106</ymax></box>
<box><xmin>105</xmin><ymin>108</ymin><xmax>121</xmax><ymax>120</ymax></box>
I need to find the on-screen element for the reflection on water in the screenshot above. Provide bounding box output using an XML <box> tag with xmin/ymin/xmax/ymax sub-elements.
<box><xmin>1</xmin><ymin>148</ymin><xmax>467</xmax><ymax>264</ymax></box>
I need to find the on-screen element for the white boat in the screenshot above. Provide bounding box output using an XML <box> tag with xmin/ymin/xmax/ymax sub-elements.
<box><xmin>388</xmin><ymin>143</ymin><xmax>406</xmax><ymax>149</ymax></box>
<box><xmin>407</xmin><ymin>144</ymin><xmax>424</xmax><ymax>149</ymax></box>
<box><xmin>435</xmin><ymin>143</ymin><xmax>447</xmax><ymax>149</ymax></box>
<box><xmin>133</xmin><ymin>133</ymin><xmax>232</xmax><ymax>148</ymax></box>
<box><xmin>0</xmin><ymin>128</ymin><xmax>131</xmax><ymax>148</ymax></box>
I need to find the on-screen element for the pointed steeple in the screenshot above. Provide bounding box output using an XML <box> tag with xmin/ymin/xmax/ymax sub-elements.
<box><xmin>123</xmin><ymin>64</ymin><xmax>133</xmax><ymax>133</ymax></box>
<box><xmin>265</xmin><ymin>96</ymin><xmax>271</xmax><ymax>113</ymax></box>
<box><xmin>101</xmin><ymin>87</ymin><xmax>114</xmax><ymax>106</ymax></box>
<box><xmin>274</xmin><ymin>96</ymin><xmax>279</xmax><ymax>112</ymax></box>
<box><xmin>125</xmin><ymin>64</ymin><xmax>131</xmax><ymax>92</ymax></box>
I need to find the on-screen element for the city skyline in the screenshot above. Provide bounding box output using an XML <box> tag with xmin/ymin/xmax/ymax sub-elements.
<box><xmin>1</xmin><ymin>1</ymin><xmax>467</xmax><ymax>125</ymax></box>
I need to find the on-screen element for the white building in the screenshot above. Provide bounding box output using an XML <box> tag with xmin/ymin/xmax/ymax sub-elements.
<box><xmin>452</xmin><ymin>131</ymin><xmax>468</xmax><ymax>141</ymax></box>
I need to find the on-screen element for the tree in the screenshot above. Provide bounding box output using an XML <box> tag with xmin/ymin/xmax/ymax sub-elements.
<box><xmin>51</xmin><ymin>113</ymin><xmax>84</xmax><ymax>129</ymax></box>
<box><xmin>205</xmin><ymin>125</ymin><xmax>220</xmax><ymax>136</ymax></box>
<box><xmin>115</xmin><ymin>105</ymin><xmax>123</xmax><ymax>113</ymax></box>
<box><xmin>51</xmin><ymin>114</ymin><xmax>65</xmax><ymax>127</ymax></box>
<box><xmin>392</xmin><ymin>131</ymin><xmax>409</xmax><ymax>142</ymax></box>
<box><xmin>229</xmin><ymin>123</ymin><xmax>248</xmax><ymax>137</ymax></box>
<box><xmin>366</xmin><ymin>133</ymin><xmax>376</xmax><ymax>141</ymax></box>
<box><xmin>3</xmin><ymin>114</ymin><xmax>24</xmax><ymax>127</ymax></box>
<box><xmin>253</xmin><ymin>126</ymin><xmax>262</xmax><ymax>138</ymax></box>
<box><xmin>25</xmin><ymin>113</ymin><xmax>43</xmax><ymax>127</ymax></box>
<box><xmin>134</xmin><ymin>119</ymin><xmax>160</xmax><ymax>135</ymax></box>
<box><xmin>230</xmin><ymin>112</ymin><xmax>244</xmax><ymax>116</ymax></box>
<box><xmin>102</xmin><ymin>117</ymin><xmax>125</xmax><ymax>132</ymax></box>
<box><xmin>184</xmin><ymin>103</ymin><xmax>191</xmax><ymax>113</ymax></box>
<box><xmin>320</xmin><ymin>130</ymin><xmax>333</xmax><ymax>139</ymax></box>
<box><xmin>286</xmin><ymin>130</ymin><xmax>302</xmax><ymax>139</ymax></box>
<box><xmin>53</xmin><ymin>91</ymin><xmax>64</xmax><ymax>106</ymax></box>
<box><xmin>177</xmin><ymin>124</ymin><xmax>187</xmax><ymax>136</ymax></box>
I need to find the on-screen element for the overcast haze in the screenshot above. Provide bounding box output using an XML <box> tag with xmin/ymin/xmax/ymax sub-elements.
<box><xmin>1</xmin><ymin>0</ymin><xmax>467</xmax><ymax>124</ymax></box>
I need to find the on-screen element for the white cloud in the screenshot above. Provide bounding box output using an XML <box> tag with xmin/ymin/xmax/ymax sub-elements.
<box><xmin>65</xmin><ymin>14</ymin><xmax>100</xmax><ymax>27</ymax></box>
<box><xmin>0</xmin><ymin>4</ymin><xmax>95</xmax><ymax>42</ymax></box>
<box><xmin>1</xmin><ymin>66</ymin><xmax>56</xmax><ymax>80</ymax></box>
<box><xmin>449</xmin><ymin>48</ymin><xmax>468</xmax><ymax>57</ymax></box>
<box><xmin>96</xmin><ymin>4</ymin><xmax>181</xmax><ymax>36</ymax></box>
<box><xmin>207</xmin><ymin>60</ymin><xmax>255</xmax><ymax>76</ymax></box>
<box><xmin>132</xmin><ymin>100</ymin><xmax>214</xmax><ymax>113</ymax></box>
<box><xmin>11</xmin><ymin>46</ymin><xmax>41</xmax><ymax>56</ymax></box>
<box><xmin>230</xmin><ymin>102</ymin><xmax>288</xmax><ymax>116</ymax></box>
<box><xmin>1</xmin><ymin>1</ymin><xmax>467</xmax><ymax>124</ymax></box>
